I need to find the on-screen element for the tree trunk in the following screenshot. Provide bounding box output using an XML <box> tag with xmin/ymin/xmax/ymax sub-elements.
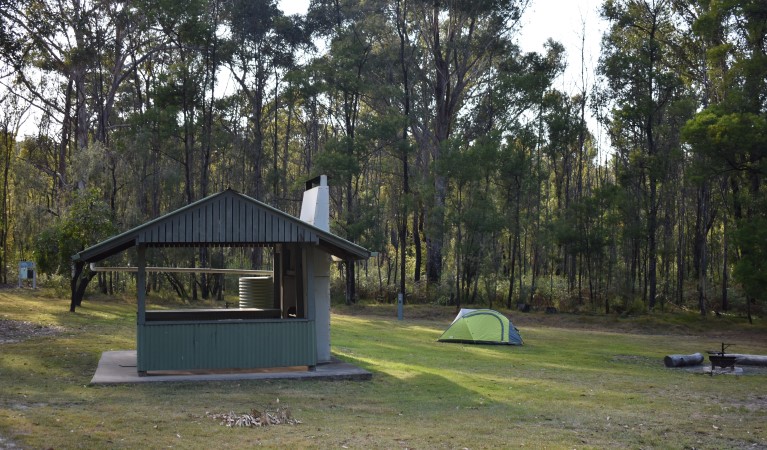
<box><xmin>648</xmin><ymin>180</ymin><xmax>658</xmax><ymax>310</ymax></box>
<box><xmin>413</xmin><ymin>208</ymin><xmax>422</xmax><ymax>282</ymax></box>
<box><xmin>0</xmin><ymin>119</ymin><xmax>13</xmax><ymax>284</ymax></box>
<box><xmin>70</xmin><ymin>262</ymin><xmax>98</xmax><ymax>312</ymax></box>
<box><xmin>397</xmin><ymin>0</ymin><xmax>410</xmax><ymax>303</ymax></box>
<box><xmin>345</xmin><ymin>261</ymin><xmax>357</xmax><ymax>305</ymax></box>
<box><xmin>507</xmin><ymin>232</ymin><xmax>517</xmax><ymax>309</ymax></box>
<box><xmin>663</xmin><ymin>353</ymin><xmax>704</xmax><ymax>368</ymax></box>
<box><xmin>200</xmin><ymin>247</ymin><xmax>209</xmax><ymax>300</ymax></box>
<box><xmin>59</xmin><ymin>78</ymin><xmax>74</xmax><ymax>194</ymax></box>
<box><xmin>426</xmin><ymin>175</ymin><xmax>446</xmax><ymax>283</ymax></box>
<box><xmin>721</xmin><ymin>215</ymin><xmax>728</xmax><ymax>312</ymax></box>
<box><xmin>718</xmin><ymin>353</ymin><xmax>767</xmax><ymax>366</ymax></box>
<box><xmin>677</xmin><ymin>184</ymin><xmax>685</xmax><ymax>305</ymax></box>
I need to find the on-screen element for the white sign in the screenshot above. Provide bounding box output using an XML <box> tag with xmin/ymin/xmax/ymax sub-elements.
<box><xmin>18</xmin><ymin>261</ymin><xmax>36</xmax><ymax>288</ymax></box>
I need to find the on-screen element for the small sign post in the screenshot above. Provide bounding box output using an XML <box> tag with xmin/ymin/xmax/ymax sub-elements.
<box><xmin>18</xmin><ymin>261</ymin><xmax>36</xmax><ymax>289</ymax></box>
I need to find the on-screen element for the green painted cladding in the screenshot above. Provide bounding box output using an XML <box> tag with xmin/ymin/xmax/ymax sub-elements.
<box><xmin>72</xmin><ymin>189</ymin><xmax>369</xmax><ymax>264</ymax></box>
<box><xmin>71</xmin><ymin>188</ymin><xmax>370</xmax><ymax>376</ymax></box>
<box><xmin>137</xmin><ymin>320</ymin><xmax>317</xmax><ymax>371</ymax></box>
<box><xmin>136</xmin><ymin>193</ymin><xmax>314</xmax><ymax>245</ymax></box>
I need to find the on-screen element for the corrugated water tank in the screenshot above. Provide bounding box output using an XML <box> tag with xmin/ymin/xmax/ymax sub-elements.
<box><xmin>238</xmin><ymin>276</ymin><xmax>274</xmax><ymax>309</ymax></box>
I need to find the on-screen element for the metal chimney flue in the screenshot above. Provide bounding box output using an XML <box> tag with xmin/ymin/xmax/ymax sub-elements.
<box><xmin>300</xmin><ymin>175</ymin><xmax>329</xmax><ymax>231</ymax></box>
<box><xmin>299</xmin><ymin>174</ymin><xmax>333</xmax><ymax>363</ymax></box>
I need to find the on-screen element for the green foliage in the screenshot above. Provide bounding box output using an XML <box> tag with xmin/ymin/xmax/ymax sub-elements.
<box><xmin>683</xmin><ymin>107</ymin><xmax>767</xmax><ymax>177</ymax></box>
<box><xmin>34</xmin><ymin>189</ymin><xmax>116</xmax><ymax>276</ymax></box>
<box><xmin>314</xmin><ymin>136</ymin><xmax>362</xmax><ymax>181</ymax></box>
<box><xmin>2</xmin><ymin>0</ymin><xmax>765</xmax><ymax>316</ymax></box>
<box><xmin>620</xmin><ymin>297</ymin><xmax>647</xmax><ymax>317</ymax></box>
<box><xmin>732</xmin><ymin>217</ymin><xmax>767</xmax><ymax>300</ymax></box>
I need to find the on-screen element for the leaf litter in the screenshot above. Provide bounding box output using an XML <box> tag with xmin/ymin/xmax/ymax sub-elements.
<box><xmin>0</xmin><ymin>319</ymin><xmax>64</xmax><ymax>344</ymax></box>
<box><xmin>207</xmin><ymin>401</ymin><xmax>301</xmax><ymax>428</ymax></box>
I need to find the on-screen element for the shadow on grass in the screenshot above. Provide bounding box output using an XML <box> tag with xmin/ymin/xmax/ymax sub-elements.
<box><xmin>2</xmin><ymin>294</ymin><xmax>767</xmax><ymax>449</ymax></box>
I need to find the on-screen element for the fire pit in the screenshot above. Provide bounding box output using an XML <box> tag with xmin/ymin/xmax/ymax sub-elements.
<box><xmin>709</xmin><ymin>343</ymin><xmax>736</xmax><ymax>375</ymax></box>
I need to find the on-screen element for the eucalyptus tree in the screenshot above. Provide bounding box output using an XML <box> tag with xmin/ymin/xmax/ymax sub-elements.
<box><xmin>0</xmin><ymin>0</ymin><xmax>164</xmax><ymax>196</ymax></box>
<box><xmin>391</xmin><ymin>0</ymin><xmax>417</xmax><ymax>300</ymax></box>
<box><xmin>307</xmin><ymin>0</ymin><xmax>396</xmax><ymax>304</ymax></box>
<box><xmin>407</xmin><ymin>0</ymin><xmax>527</xmax><ymax>284</ymax></box>
<box><xmin>681</xmin><ymin>0</ymin><xmax>767</xmax><ymax>319</ymax></box>
<box><xmin>31</xmin><ymin>188</ymin><xmax>116</xmax><ymax>311</ymax></box>
<box><xmin>358</xmin><ymin>1</ymin><xmax>423</xmax><ymax>301</ymax></box>
<box><xmin>223</xmin><ymin>0</ymin><xmax>306</xmax><ymax>202</ymax></box>
<box><xmin>543</xmin><ymin>90</ymin><xmax>588</xmax><ymax>291</ymax></box>
<box><xmin>668</xmin><ymin>0</ymin><xmax>728</xmax><ymax>315</ymax></box>
<box><xmin>0</xmin><ymin>0</ymin><xmax>100</xmax><ymax>197</ymax></box>
<box><xmin>598</xmin><ymin>0</ymin><xmax>691</xmax><ymax>310</ymax></box>
<box><xmin>0</xmin><ymin>91</ymin><xmax>28</xmax><ymax>284</ymax></box>
<box><xmin>137</xmin><ymin>0</ymin><xmax>212</xmax><ymax>297</ymax></box>
<box><xmin>438</xmin><ymin>132</ymin><xmax>506</xmax><ymax>306</ymax></box>
<box><xmin>473</xmin><ymin>41</ymin><xmax>564</xmax><ymax>307</ymax></box>
<box><xmin>0</xmin><ymin>0</ymin><xmax>176</xmax><ymax>301</ymax></box>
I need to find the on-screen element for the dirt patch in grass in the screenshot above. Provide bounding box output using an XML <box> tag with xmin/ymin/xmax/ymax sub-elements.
<box><xmin>0</xmin><ymin>435</ymin><xmax>21</xmax><ymax>449</ymax></box>
<box><xmin>736</xmin><ymin>394</ymin><xmax>767</xmax><ymax>412</ymax></box>
<box><xmin>0</xmin><ymin>319</ymin><xmax>65</xmax><ymax>344</ymax></box>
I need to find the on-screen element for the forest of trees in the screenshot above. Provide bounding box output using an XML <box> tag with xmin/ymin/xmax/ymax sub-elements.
<box><xmin>0</xmin><ymin>0</ymin><xmax>764</xmax><ymax>319</ymax></box>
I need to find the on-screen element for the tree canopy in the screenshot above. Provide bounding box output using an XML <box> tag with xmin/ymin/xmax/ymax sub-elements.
<box><xmin>0</xmin><ymin>0</ymin><xmax>764</xmax><ymax>319</ymax></box>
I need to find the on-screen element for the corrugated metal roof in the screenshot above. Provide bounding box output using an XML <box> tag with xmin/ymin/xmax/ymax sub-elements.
<box><xmin>72</xmin><ymin>189</ymin><xmax>369</xmax><ymax>263</ymax></box>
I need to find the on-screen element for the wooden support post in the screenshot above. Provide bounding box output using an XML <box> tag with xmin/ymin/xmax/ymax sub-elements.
<box><xmin>305</xmin><ymin>247</ymin><xmax>314</xmax><ymax>322</ymax></box>
<box><xmin>273</xmin><ymin>248</ymin><xmax>282</xmax><ymax>313</ymax></box>
<box><xmin>295</xmin><ymin>245</ymin><xmax>305</xmax><ymax>319</ymax></box>
<box><xmin>137</xmin><ymin>245</ymin><xmax>146</xmax><ymax>325</ymax></box>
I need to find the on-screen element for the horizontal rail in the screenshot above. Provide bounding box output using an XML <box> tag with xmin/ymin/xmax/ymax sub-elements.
<box><xmin>89</xmin><ymin>264</ymin><xmax>272</xmax><ymax>276</ymax></box>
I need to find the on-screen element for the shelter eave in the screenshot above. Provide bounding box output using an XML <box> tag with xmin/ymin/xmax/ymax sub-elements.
<box><xmin>71</xmin><ymin>188</ymin><xmax>370</xmax><ymax>264</ymax></box>
<box><xmin>72</xmin><ymin>190</ymin><xmax>233</xmax><ymax>264</ymax></box>
<box><xmin>317</xmin><ymin>236</ymin><xmax>369</xmax><ymax>261</ymax></box>
<box><xmin>72</xmin><ymin>233</ymin><xmax>137</xmax><ymax>264</ymax></box>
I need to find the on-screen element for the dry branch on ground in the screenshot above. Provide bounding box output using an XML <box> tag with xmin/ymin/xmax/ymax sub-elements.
<box><xmin>207</xmin><ymin>403</ymin><xmax>301</xmax><ymax>427</ymax></box>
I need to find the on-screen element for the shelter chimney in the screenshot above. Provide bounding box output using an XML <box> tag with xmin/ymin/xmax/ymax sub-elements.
<box><xmin>300</xmin><ymin>174</ymin><xmax>333</xmax><ymax>363</ymax></box>
<box><xmin>300</xmin><ymin>175</ymin><xmax>329</xmax><ymax>231</ymax></box>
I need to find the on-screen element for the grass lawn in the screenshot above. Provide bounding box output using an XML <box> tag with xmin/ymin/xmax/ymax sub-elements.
<box><xmin>1</xmin><ymin>289</ymin><xmax>766</xmax><ymax>449</ymax></box>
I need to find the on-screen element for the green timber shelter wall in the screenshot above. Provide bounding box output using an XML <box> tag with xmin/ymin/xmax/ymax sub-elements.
<box><xmin>72</xmin><ymin>188</ymin><xmax>369</xmax><ymax>374</ymax></box>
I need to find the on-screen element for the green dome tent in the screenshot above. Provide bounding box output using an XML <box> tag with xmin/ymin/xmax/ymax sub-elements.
<box><xmin>438</xmin><ymin>309</ymin><xmax>523</xmax><ymax>345</ymax></box>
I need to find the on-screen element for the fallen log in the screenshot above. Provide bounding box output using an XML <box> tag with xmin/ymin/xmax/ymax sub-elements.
<box><xmin>664</xmin><ymin>353</ymin><xmax>704</xmax><ymax>368</ymax></box>
<box><xmin>706</xmin><ymin>352</ymin><xmax>767</xmax><ymax>367</ymax></box>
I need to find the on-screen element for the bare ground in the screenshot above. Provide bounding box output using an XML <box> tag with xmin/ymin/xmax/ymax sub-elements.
<box><xmin>0</xmin><ymin>319</ymin><xmax>65</xmax><ymax>344</ymax></box>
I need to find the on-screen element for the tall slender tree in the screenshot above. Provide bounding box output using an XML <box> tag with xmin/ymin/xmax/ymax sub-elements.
<box><xmin>409</xmin><ymin>0</ymin><xmax>525</xmax><ymax>284</ymax></box>
<box><xmin>598</xmin><ymin>0</ymin><xmax>690</xmax><ymax>310</ymax></box>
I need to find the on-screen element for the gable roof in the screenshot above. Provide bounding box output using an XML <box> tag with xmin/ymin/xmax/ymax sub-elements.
<box><xmin>72</xmin><ymin>189</ymin><xmax>369</xmax><ymax>263</ymax></box>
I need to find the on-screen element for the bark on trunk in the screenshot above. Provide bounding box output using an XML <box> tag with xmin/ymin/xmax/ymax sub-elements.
<box><xmin>70</xmin><ymin>262</ymin><xmax>98</xmax><ymax>312</ymax></box>
<box><xmin>663</xmin><ymin>353</ymin><xmax>704</xmax><ymax>367</ymax></box>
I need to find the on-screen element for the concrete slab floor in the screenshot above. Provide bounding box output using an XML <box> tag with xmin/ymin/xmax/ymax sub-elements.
<box><xmin>91</xmin><ymin>351</ymin><xmax>372</xmax><ymax>384</ymax></box>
